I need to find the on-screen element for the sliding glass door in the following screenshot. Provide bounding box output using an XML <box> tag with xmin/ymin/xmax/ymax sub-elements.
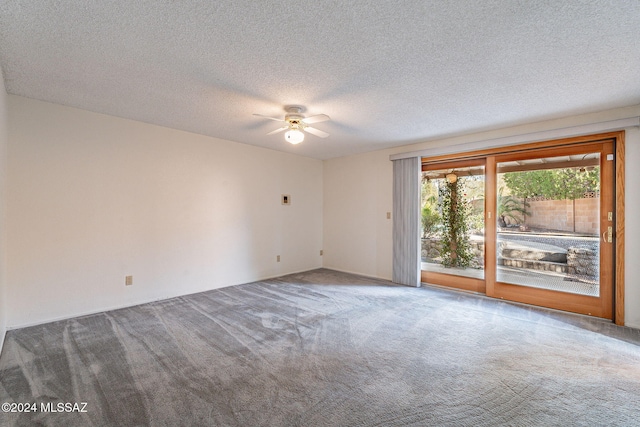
<box><xmin>489</xmin><ymin>142</ymin><xmax>614</xmax><ymax>318</ymax></box>
<box><xmin>421</xmin><ymin>136</ymin><xmax>619</xmax><ymax>320</ymax></box>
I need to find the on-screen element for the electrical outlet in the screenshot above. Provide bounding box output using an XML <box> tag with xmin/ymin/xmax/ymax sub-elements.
<box><xmin>125</xmin><ymin>275</ymin><xmax>133</xmax><ymax>286</ymax></box>
<box><xmin>277</xmin><ymin>255</ymin><xmax>280</xmax><ymax>262</ymax></box>
<box><xmin>320</xmin><ymin>250</ymin><xmax>323</xmax><ymax>256</ymax></box>
<box><xmin>387</xmin><ymin>212</ymin><xmax>391</xmax><ymax>219</ymax></box>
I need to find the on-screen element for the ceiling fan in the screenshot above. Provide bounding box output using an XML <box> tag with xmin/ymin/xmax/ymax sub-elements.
<box><xmin>253</xmin><ymin>106</ymin><xmax>330</xmax><ymax>144</ymax></box>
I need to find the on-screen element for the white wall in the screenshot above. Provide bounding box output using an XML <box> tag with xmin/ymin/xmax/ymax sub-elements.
<box><xmin>323</xmin><ymin>105</ymin><xmax>640</xmax><ymax>329</ymax></box>
<box><xmin>0</xmin><ymin>70</ymin><xmax>8</xmax><ymax>351</ymax></box>
<box><xmin>323</xmin><ymin>150</ymin><xmax>392</xmax><ymax>280</ymax></box>
<box><xmin>6</xmin><ymin>96</ymin><xmax>323</xmax><ymax>328</ymax></box>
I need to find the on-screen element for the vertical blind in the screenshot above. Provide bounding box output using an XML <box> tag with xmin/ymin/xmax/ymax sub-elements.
<box><xmin>392</xmin><ymin>157</ymin><xmax>421</xmax><ymax>287</ymax></box>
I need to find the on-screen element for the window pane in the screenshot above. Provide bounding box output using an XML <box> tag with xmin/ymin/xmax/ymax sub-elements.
<box><xmin>421</xmin><ymin>166</ymin><xmax>485</xmax><ymax>280</ymax></box>
<box><xmin>496</xmin><ymin>154</ymin><xmax>600</xmax><ymax>296</ymax></box>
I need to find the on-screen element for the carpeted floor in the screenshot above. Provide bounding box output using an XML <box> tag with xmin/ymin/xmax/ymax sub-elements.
<box><xmin>1</xmin><ymin>269</ymin><xmax>639</xmax><ymax>426</ymax></box>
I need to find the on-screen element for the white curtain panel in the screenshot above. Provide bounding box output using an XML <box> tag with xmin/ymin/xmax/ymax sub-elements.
<box><xmin>392</xmin><ymin>157</ymin><xmax>421</xmax><ymax>287</ymax></box>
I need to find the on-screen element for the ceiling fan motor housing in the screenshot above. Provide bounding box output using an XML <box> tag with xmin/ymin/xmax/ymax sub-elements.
<box><xmin>286</xmin><ymin>116</ymin><xmax>304</xmax><ymax>129</ymax></box>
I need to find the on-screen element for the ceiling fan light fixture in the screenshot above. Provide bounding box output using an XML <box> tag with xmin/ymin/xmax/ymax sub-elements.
<box><xmin>285</xmin><ymin>129</ymin><xmax>304</xmax><ymax>144</ymax></box>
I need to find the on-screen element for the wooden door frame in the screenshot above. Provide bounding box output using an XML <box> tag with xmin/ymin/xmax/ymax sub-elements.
<box><xmin>615</xmin><ymin>133</ymin><xmax>625</xmax><ymax>325</ymax></box>
<box><xmin>490</xmin><ymin>140</ymin><xmax>614</xmax><ymax>319</ymax></box>
<box><xmin>421</xmin><ymin>131</ymin><xmax>625</xmax><ymax>325</ymax></box>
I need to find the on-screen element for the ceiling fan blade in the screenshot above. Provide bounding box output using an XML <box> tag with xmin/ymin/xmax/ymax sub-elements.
<box><xmin>253</xmin><ymin>113</ymin><xmax>285</xmax><ymax>122</ymax></box>
<box><xmin>302</xmin><ymin>114</ymin><xmax>330</xmax><ymax>124</ymax></box>
<box><xmin>303</xmin><ymin>126</ymin><xmax>329</xmax><ymax>138</ymax></box>
<box><xmin>267</xmin><ymin>126</ymin><xmax>289</xmax><ymax>135</ymax></box>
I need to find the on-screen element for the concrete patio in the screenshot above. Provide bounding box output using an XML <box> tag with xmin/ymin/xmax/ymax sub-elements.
<box><xmin>422</xmin><ymin>231</ymin><xmax>600</xmax><ymax>296</ymax></box>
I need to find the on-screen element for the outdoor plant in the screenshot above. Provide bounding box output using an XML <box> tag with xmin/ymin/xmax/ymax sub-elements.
<box><xmin>421</xmin><ymin>204</ymin><xmax>441</xmax><ymax>238</ymax></box>
<box><xmin>502</xmin><ymin>168</ymin><xmax>599</xmax><ymax>200</ymax></box>
<box><xmin>421</xmin><ymin>176</ymin><xmax>442</xmax><ymax>238</ymax></box>
<box><xmin>497</xmin><ymin>187</ymin><xmax>529</xmax><ymax>228</ymax></box>
<box><xmin>438</xmin><ymin>178</ymin><xmax>474</xmax><ymax>268</ymax></box>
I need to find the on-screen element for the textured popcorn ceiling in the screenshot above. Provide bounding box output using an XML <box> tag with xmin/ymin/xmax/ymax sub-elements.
<box><xmin>0</xmin><ymin>1</ymin><xmax>639</xmax><ymax>159</ymax></box>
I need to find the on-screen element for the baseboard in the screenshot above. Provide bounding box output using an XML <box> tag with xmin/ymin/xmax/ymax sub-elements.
<box><xmin>6</xmin><ymin>295</ymin><xmax>205</xmax><ymax>330</ymax></box>
<box><xmin>7</xmin><ymin>266</ymin><xmax>324</xmax><ymax>331</ymax></box>
<box><xmin>625</xmin><ymin>320</ymin><xmax>640</xmax><ymax>330</ymax></box>
<box><xmin>320</xmin><ymin>266</ymin><xmax>393</xmax><ymax>283</ymax></box>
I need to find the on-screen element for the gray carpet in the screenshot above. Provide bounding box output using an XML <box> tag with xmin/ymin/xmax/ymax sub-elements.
<box><xmin>1</xmin><ymin>269</ymin><xmax>639</xmax><ymax>426</ymax></box>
